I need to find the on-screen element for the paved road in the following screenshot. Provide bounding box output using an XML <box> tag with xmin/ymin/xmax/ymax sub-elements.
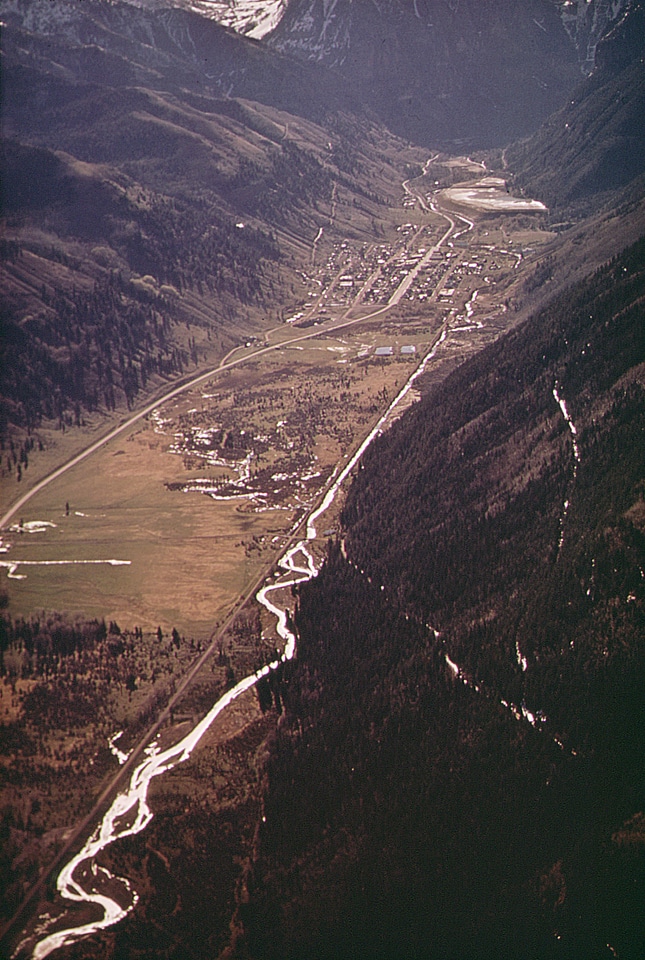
<box><xmin>1</xmin><ymin>156</ymin><xmax>462</xmax><ymax>954</ymax></box>
<box><xmin>0</xmin><ymin>308</ymin><xmax>417</xmax><ymax>531</ymax></box>
<box><xmin>1</xmin><ymin>179</ymin><xmax>457</xmax><ymax>534</ymax></box>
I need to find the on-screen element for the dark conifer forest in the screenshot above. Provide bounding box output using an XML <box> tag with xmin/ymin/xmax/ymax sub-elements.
<box><xmin>1</xmin><ymin>2</ymin><xmax>644</xmax><ymax>958</ymax></box>
<box><xmin>237</xmin><ymin>239</ymin><xmax>645</xmax><ymax>960</ymax></box>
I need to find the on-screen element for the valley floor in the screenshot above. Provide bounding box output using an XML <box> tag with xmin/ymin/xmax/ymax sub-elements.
<box><xmin>1</xmin><ymin>156</ymin><xmax>586</xmax><ymax>959</ymax></box>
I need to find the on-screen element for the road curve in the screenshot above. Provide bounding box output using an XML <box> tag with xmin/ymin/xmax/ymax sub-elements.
<box><xmin>0</xmin><ymin>307</ymin><xmax>423</xmax><ymax>531</ymax></box>
<box><xmin>1</xmin><ymin>156</ymin><xmax>458</xmax><ymax>532</ymax></box>
<box><xmin>5</xmin><ymin>157</ymin><xmax>461</xmax><ymax>956</ymax></box>
<box><xmin>20</xmin><ymin>320</ymin><xmax>450</xmax><ymax>960</ymax></box>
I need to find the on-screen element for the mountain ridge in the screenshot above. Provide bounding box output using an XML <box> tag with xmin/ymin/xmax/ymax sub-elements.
<box><xmin>268</xmin><ymin>0</ymin><xmax>583</xmax><ymax>146</ymax></box>
<box><xmin>1</xmin><ymin>2</ymin><xmax>644</xmax><ymax>956</ymax></box>
<box><xmin>236</xmin><ymin>231</ymin><xmax>645</xmax><ymax>960</ymax></box>
<box><xmin>264</xmin><ymin>0</ymin><xmax>634</xmax><ymax>147</ymax></box>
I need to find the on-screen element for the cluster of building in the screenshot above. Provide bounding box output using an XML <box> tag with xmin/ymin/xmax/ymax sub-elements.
<box><xmin>290</xmin><ymin>208</ymin><xmax>527</xmax><ymax>349</ymax></box>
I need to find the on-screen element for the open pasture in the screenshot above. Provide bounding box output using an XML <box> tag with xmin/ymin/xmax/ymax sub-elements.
<box><xmin>1</xmin><ymin>157</ymin><xmax>555</xmax><ymax>641</ymax></box>
<box><xmin>0</xmin><ymin>319</ymin><xmax>441</xmax><ymax>637</ymax></box>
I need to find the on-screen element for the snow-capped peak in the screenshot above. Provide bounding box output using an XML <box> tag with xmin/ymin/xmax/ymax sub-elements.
<box><xmin>145</xmin><ymin>0</ymin><xmax>288</xmax><ymax>39</ymax></box>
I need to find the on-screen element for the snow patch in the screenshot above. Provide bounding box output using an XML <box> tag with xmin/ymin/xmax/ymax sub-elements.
<box><xmin>185</xmin><ymin>0</ymin><xmax>287</xmax><ymax>39</ymax></box>
<box><xmin>9</xmin><ymin>520</ymin><xmax>57</xmax><ymax>534</ymax></box>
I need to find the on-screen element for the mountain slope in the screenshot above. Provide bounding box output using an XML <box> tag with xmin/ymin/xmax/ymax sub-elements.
<box><xmin>133</xmin><ymin>0</ymin><xmax>288</xmax><ymax>38</ymax></box>
<box><xmin>268</xmin><ymin>0</ymin><xmax>582</xmax><ymax>146</ymax></box>
<box><xmin>0</xmin><ymin>0</ymin><xmax>409</xmax><ymax>467</ymax></box>
<box><xmin>506</xmin><ymin>0</ymin><xmax>645</xmax><ymax>217</ymax></box>
<box><xmin>559</xmin><ymin>0</ymin><xmax>633</xmax><ymax>72</ymax></box>
<box><xmin>1</xmin><ymin>0</ymin><xmax>354</xmax><ymax>120</ymax></box>
<box><xmin>236</xmin><ymin>238</ymin><xmax>645</xmax><ymax>959</ymax></box>
<box><xmin>127</xmin><ymin>0</ymin><xmax>630</xmax><ymax>55</ymax></box>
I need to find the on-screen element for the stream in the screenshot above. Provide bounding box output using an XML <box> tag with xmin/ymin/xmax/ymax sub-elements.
<box><xmin>21</xmin><ymin>331</ymin><xmax>447</xmax><ymax>960</ymax></box>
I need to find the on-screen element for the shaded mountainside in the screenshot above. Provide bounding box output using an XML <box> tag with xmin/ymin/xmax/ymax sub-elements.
<box><xmin>1</xmin><ymin>0</ymin><xmax>353</xmax><ymax>120</ymax></box>
<box><xmin>0</xmin><ymin>0</ymin><xmax>406</xmax><ymax>444</ymax></box>
<box><xmin>558</xmin><ymin>0</ymin><xmax>633</xmax><ymax>72</ymax></box>
<box><xmin>268</xmin><ymin>0</ymin><xmax>582</xmax><ymax>147</ymax></box>
<box><xmin>235</xmin><ymin>238</ymin><xmax>645</xmax><ymax>959</ymax></box>
<box><xmin>506</xmin><ymin>0</ymin><xmax>645</xmax><ymax>218</ymax></box>
<box><xmin>129</xmin><ymin>0</ymin><xmax>630</xmax><ymax>58</ymax></box>
<box><xmin>0</xmin><ymin>134</ymin><xmax>281</xmax><ymax>430</ymax></box>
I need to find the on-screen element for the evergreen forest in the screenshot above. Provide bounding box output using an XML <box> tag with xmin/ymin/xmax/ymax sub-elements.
<box><xmin>237</xmin><ymin>239</ymin><xmax>645</xmax><ymax>960</ymax></box>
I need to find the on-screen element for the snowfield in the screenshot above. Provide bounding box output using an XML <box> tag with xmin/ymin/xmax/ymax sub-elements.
<box><xmin>182</xmin><ymin>0</ymin><xmax>286</xmax><ymax>38</ymax></box>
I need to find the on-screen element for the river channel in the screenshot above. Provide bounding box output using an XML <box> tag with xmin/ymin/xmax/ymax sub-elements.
<box><xmin>18</xmin><ymin>328</ymin><xmax>447</xmax><ymax>960</ymax></box>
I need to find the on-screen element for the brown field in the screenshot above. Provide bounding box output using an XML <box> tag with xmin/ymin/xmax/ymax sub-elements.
<box><xmin>1</xmin><ymin>323</ymin><xmax>442</xmax><ymax>637</ymax></box>
<box><xmin>1</xmin><ymin>157</ymin><xmax>565</xmax><ymax>955</ymax></box>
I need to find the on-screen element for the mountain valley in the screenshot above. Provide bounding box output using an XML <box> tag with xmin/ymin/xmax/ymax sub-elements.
<box><xmin>1</xmin><ymin>2</ymin><xmax>644</xmax><ymax>958</ymax></box>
